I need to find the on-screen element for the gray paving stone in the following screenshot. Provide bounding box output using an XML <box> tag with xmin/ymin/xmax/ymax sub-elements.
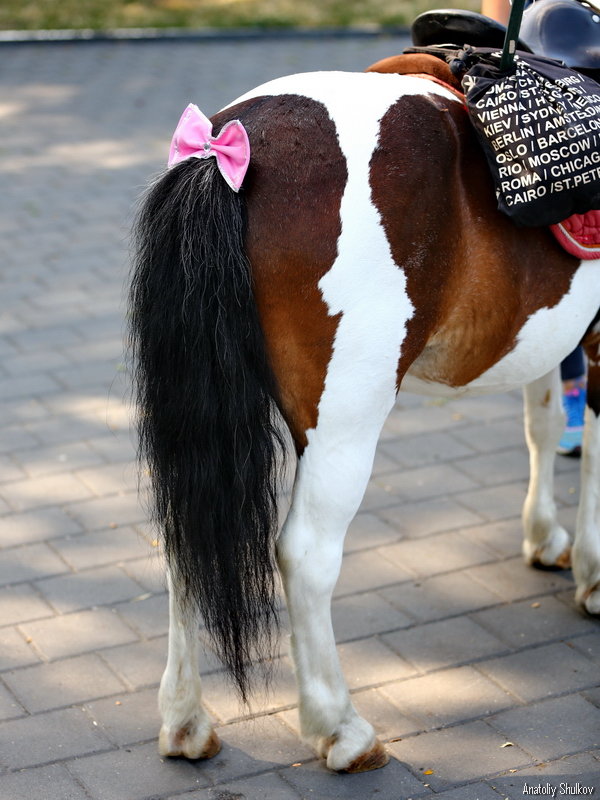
<box><xmin>435</xmin><ymin>783</ymin><xmax>507</xmax><ymax>800</ymax></box>
<box><xmin>383</xmin><ymin>404</ymin><xmax>466</xmax><ymax>437</ymax></box>
<box><xmin>0</xmin><ymin>425</ymin><xmax>40</xmax><ymax>454</ymax></box>
<box><xmin>51</xmin><ymin>526</ymin><xmax>152</xmax><ymax>571</ymax></box>
<box><xmin>88</xmin><ymin>433</ymin><xmax>137</xmax><ymax>464</ymax></box>
<box><xmin>0</xmin><ymin>373</ymin><xmax>61</xmax><ymax>401</ymax></box>
<box><xmin>36</xmin><ymin>565</ymin><xmax>146</xmax><ymax>613</ymax></box>
<box><xmin>450</xmin><ymin>418</ymin><xmax>526</xmax><ymax>454</ymax></box>
<box><xmin>380</xmin><ymin>665</ymin><xmax>517</xmax><ymax>730</ymax></box>
<box><xmin>456</xmin><ymin>482</ymin><xmax>529</xmax><ymax>522</ymax></box>
<box><xmin>0</xmin><ymin>583</ymin><xmax>54</xmax><ymax>626</ymax></box>
<box><xmin>378</xmin><ymin>430</ymin><xmax>474</xmax><ymax>469</ymax></box>
<box><xmin>383</xmin><ymin>617</ymin><xmax>508</xmax><ymax>673</ymax></box>
<box><xmin>99</xmin><ymin>637</ymin><xmax>169</xmax><ymax>690</ymax></box>
<box><xmin>331</xmin><ymin>591</ymin><xmax>411</xmax><ymax>640</ymax></box>
<box><xmin>0</xmin><ymin>542</ymin><xmax>68</xmax><ymax>586</ymax></box>
<box><xmin>0</xmin><ymin>627</ymin><xmax>41</xmax><ymax>672</ymax></box>
<box><xmin>388</xmin><ymin>721</ymin><xmax>532</xmax><ymax>791</ymax></box>
<box><xmin>471</xmin><ymin>596</ymin><xmax>596</xmax><ymax>649</ymax></box>
<box><xmin>489</xmin><ymin>695</ymin><xmax>600</xmax><ymax>761</ymax></box>
<box><xmin>0</xmin><ymin>506</ymin><xmax>82</xmax><ymax>547</ymax></box>
<box><xmin>64</xmin><ymin>494</ymin><xmax>147</xmax><ymax>531</ymax></box>
<box><xmin>466</xmin><ymin>558</ymin><xmax>573</xmax><ymax>603</ymax></box>
<box><xmin>379</xmin><ymin>531</ymin><xmax>496</xmax><ymax>579</ymax></box>
<box><xmin>333</xmin><ymin>549</ymin><xmax>413</xmax><ymax>598</ymax></box>
<box><xmin>337</xmin><ymin>637</ymin><xmax>417</xmax><ymax>690</ymax></box>
<box><xmin>3</xmin><ymin>349</ymin><xmax>72</xmax><ymax>376</ymax></box>
<box><xmin>121</xmin><ymin>553</ymin><xmax>166</xmax><ymax>595</ymax></box>
<box><xmin>19</xmin><ymin>607</ymin><xmax>138</xmax><ymax>660</ymax></box>
<box><xmin>0</xmin><ymin>454</ymin><xmax>26</xmax><ymax>483</ymax></box>
<box><xmin>84</xmin><ymin>687</ymin><xmax>160</xmax><ymax>747</ymax></box>
<box><xmin>0</xmin><ymin>680</ymin><xmax>25</xmax><ymax>721</ymax></box>
<box><xmin>202</xmin><ymin>658</ymin><xmax>297</xmax><ymax>723</ymax></box>
<box><xmin>3</xmin><ymin>653</ymin><xmax>127</xmax><ymax>713</ymax></box>
<box><xmin>0</xmin><ymin>706</ymin><xmax>111</xmax><ymax>769</ymax></box>
<box><xmin>372</xmin><ymin>463</ymin><xmax>479</xmax><ymax>503</ymax></box>
<box><xmin>378</xmin><ymin>496</ymin><xmax>484</xmax><ymax>539</ymax></box>
<box><xmin>0</xmin><ymin>763</ymin><xmax>91</xmax><ymax>800</ymax></box>
<box><xmin>344</xmin><ymin>511</ymin><xmax>402</xmax><ymax>553</ymax></box>
<box><xmin>379</xmin><ymin>571</ymin><xmax>501</xmax><ymax>623</ymax></box>
<box><xmin>76</xmin><ymin>461</ymin><xmax>138</xmax><ymax>497</ymax></box>
<box><xmin>477</xmin><ymin>642</ymin><xmax>600</xmax><ymax>703</ymax></box>
<box><xmin>114</xmin><ymin>592</ymin><xmax>169</xmax><ymax>638</ymax></box>
<box><xmin>459</xmin><ymin>518</ymin><xmax>524</xmax><ymax>559</ymax></box>
<box><xmin>15</xmin><ymin>440</ymin><xmax>104</xmax><ymax>478</ymax></box>
<box><xmin>447</xmin><ymin>393</ymin><xmax>523</xmax><ymax>422</ymax></box>
<box><xmin>489</xmin><ymin>751</ymin><xmax>600</xmax><ymax>800</ymax></box>
<box><xmin>68</xmin><ymin>740</ymin><xmax>210</xmax><ymax>800</ymax></box>
<box><xmin>197</xmin><ymin>716</ymin><xmax>316</xmax><ymax>784</ymax></box>
<box><xmin>167</xmin><ymin>770</ymin><xmax>304</xmax><ymax>800</ymax></box>
<box><xmin>569</xmin><ymin>631</ymin><xmax>600</xmax><ymax>662</ymax></box>
<box><xmin>349</xmin><ymin>687</ymin><xmax>424</xmax><ymax>741</ymax></box>
<box><xmin>0</xmin><ymin>471</ymin><xmax>93</xmax><ymax>512</ymax></box>
<box><xmin>455</xmin><ymin>448</ymin><xmax>530</xmax><ymax>487</ymax></box>
<box><xmin>281</xmin><ymin>752</ymin><xmax>431</xmax><ymax>799</ymax></box>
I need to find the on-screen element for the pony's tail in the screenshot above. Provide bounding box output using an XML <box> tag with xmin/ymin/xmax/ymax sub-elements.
<box><xmin>129</xmin><ymin>157</ymin><xmax>284</xmax><ymax>700</ymax></box>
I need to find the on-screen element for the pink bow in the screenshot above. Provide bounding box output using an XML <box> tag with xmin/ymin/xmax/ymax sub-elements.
<box><xmin>168</xmin><ymin>103</ymin><xmax>250</xmax><ymax>192</ymax></box>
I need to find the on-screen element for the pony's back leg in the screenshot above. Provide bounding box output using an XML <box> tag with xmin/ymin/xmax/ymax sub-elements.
<box><xmin>158</xmin><ymin>572</ymin><xmax>221</xmax><ymax>759</ymax></box>
<box><xmin>277</xmin><ymin>375</ymin><xmax>396</xmax><ymax>772</ymax></box>
<box><xmin>522</xmin><ymin>368</ymin><xmax>572</xmax><ymax>567</ymax></box>
<box><xmin>573</xmin><ymin>346</ymin><xmax>600</xmax><ymax>614</ymax></box>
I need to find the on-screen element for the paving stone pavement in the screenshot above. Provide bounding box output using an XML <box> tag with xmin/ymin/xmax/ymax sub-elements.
<box><xmin>1</xmin><ymin>33</ymin><xmax>599</xmax><ymax>800</ymax></box>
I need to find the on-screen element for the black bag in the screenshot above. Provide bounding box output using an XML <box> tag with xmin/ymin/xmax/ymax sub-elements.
<box><xmin>461</xmin><ymin>50</ymin><xmax>600</xmax><ymax>226</ymax></box>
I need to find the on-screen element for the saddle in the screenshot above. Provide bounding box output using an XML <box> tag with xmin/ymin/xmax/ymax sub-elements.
<box><xmin>365</xmin><ymin>9</ymin><xmax>600</xmax><ymax>260</ymax></box>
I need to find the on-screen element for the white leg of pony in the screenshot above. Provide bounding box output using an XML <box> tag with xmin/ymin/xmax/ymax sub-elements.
<box><xmin>158</xmin><ymin>572</ymin><xmax>220</xmax><ymax>759</ymax></box>
<box><xmin>277</xmin><ymin>392</ymin><xmax>394</xmax><ymax>773</ymax></box>
<box><xmin>573</xmin><ymin>405</ymin><xmax>600</xmax><ymax>614</ymax></box>
<box><xmin>522</xmin><ymin>369</ymin><xmax>572</xmax><ymax>568</ymax></box>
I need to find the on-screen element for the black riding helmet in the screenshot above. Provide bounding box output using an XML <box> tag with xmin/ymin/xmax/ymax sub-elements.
<box><xmin>521</xmin><ymin>0</ymin><xmax>600</xmax><ymax>75</ymax></box>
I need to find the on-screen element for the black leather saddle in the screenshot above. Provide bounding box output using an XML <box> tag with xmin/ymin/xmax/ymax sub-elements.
<box><xmin>411</xmin><ymin>8</ymin><xmax>533</xmax><ymax>51</ymax></box>
<box><xmin>411</xmin><ymin>2</ymin><xmax>600</xmax><ymax>77</ymax></box>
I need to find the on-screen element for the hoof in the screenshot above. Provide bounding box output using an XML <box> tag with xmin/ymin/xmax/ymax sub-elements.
<box><xmin>524</xmin><ymin>536</ymin><xmax>571</xmax><ymax>570</ymax></box>
<box><xmin>159</xmin><ymin>725</ymin><xmax>221</xmax><ymax>760</ymax></box>
<box><xmin>339</xmin><ymin>739</ymin><xmax>389</xmax><ymax>773</ymax></box>
<box><xmin>577</xmin><ymin>583</ymin><xmax>600</xmax><ymax>616</ymax></box>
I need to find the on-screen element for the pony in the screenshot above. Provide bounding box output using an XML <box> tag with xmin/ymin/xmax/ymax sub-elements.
<box><xmin>129</xmin><ymin>61</ymin><xmax>600</xmax><ymax>773</ymax></box>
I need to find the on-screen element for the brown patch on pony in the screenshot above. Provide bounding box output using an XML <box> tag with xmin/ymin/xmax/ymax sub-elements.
<box><xmin>339</xmin><ymin>739</ymin><xmax>390</xmax><ymax>773</ymax></box>
<box><xmin>366</xmin><ymin>53</ymin><xmax>463</xmax><ymax>93</ymax></box>
<box><xmin>368</xmin><ymin>93</ymin><xmax>581</xmax><ymax>389</ymax></box>
<box><xmin>213</xmin><ymin>96</ymin><xmax>347</xmax><ymax>453</ymax></box>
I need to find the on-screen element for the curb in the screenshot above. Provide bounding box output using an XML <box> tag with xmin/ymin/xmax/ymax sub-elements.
<box><xmin>0</xmin><ymin>25</ymin><xmax>411</xmax><ymax>46</ymax></box>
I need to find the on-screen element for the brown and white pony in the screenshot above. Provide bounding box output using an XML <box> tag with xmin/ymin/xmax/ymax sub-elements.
<box><xmin>129</xmin><ymin>62</ymin><xmax>600</xmax><ymax>773</ymax></box>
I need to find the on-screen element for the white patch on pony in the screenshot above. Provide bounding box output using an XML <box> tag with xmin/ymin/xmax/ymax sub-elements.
<box><xmin>574</xmin><ymin>406</ymin><xmax>600</xmax><ymax>614</ymax></box>
<box><xmin>522</xmin><ymin>369</ymin><xmax>571</xmax><ymax>567</ymax></box>
<box><xmin>233</xmin><ymin>72</ymin><xmax>459</xmax><ymax>769</ymax></box>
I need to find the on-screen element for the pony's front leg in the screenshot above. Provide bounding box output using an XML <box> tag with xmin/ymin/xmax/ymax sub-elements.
<box><xmin>277</xmin><ymin>408</ymin><xmax>392</xmax><ymax>773</ymax></box>
<box><xmin>158</xmin><ymin>572</ymin><xmax>220</xmax><ymax>759</ymax></box>
<box><xmin>573</xmin><ymin>359</ymin><xmax>600</xmax><ymax>614</ymax></box>
<box><xmin>522</xmin><ymin>369</ymin><xmax>572</xmax><ymax>567</ymax></box>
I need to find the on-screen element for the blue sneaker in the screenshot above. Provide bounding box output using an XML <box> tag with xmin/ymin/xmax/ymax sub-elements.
<box><xmin>557</xmin><ymin>381</ymin><xmax>586</xmax><ymax>457</ymax></box>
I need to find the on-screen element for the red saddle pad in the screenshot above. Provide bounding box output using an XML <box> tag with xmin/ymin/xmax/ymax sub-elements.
<box><xmin>551</xmin><ymin>211</ymin><xmax>600</xmax><ymax>260</ymax></box>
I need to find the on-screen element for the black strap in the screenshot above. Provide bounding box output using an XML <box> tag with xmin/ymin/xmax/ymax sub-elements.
<box><xmin>499</xmin><ymin>0</ymin><xmax>527</xmax><ymax>70</ymax></box>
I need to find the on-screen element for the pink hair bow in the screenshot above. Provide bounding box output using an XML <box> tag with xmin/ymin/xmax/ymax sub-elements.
<box><xmin>168</xmin><ymin>103</ymin><xmax>250</xmax><ymax>192</ymax></box>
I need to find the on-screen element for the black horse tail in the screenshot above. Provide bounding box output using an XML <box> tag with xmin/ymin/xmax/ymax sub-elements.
<box><xmin>129</xmin><ymin>157</ymin><xmax>285</xmax><ymax>700</ymax></box>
